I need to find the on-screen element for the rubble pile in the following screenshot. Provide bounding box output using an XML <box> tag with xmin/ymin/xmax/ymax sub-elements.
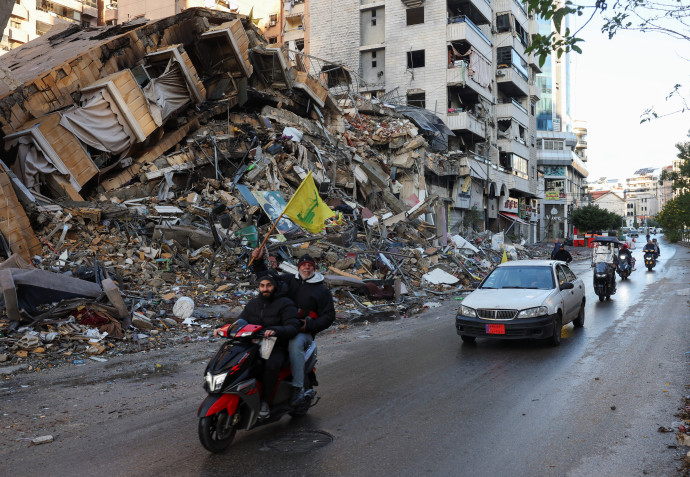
<box><xmin>0</xmin><ymin>8</ymin><xmax>547</xmax><ymax>373</ymax></box>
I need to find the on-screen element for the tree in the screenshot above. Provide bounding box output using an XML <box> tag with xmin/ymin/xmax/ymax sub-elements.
<box><xmin>657</xmin><ymin>131</ymin><xmax>690</xmax><ymax>241</ymax></box>
<box><xmin>525</xmin><ymin>0</ymin><xmax>689</xmax><ymax>120</ymax></box>
<box><xmin>571</xmin><ymin>205</ymin><xmax>623</xmax><ymax>232</ymax></box>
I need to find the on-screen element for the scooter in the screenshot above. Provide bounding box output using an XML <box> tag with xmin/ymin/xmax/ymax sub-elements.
<box><xmin>616</xmin><ymin>253</ymin><xmax>632</xmax><ymax>280</ymax></box>
<box><xmin>644</xmin><ymin>251</ymin><xmax>657</xmax><ymax>271</ymax></box>
<box><xmin>593</xmin><ymin>262</ymin><xmax>616</xmax><ymax>301</ymax></box>
<box><xmin>197</xmin><ymin>319</ymin><xmax>318</xmax><ymax>453</ymax></box>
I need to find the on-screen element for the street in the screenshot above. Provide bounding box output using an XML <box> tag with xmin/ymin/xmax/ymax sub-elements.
<box><xmin>1</xmin><ymin>239</ymin><xmax>688</xmax><ymax>477</ymax></box>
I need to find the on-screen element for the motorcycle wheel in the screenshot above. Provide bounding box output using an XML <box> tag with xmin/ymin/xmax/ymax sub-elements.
<box><xmin>647</xmin><ymin>265</ymin><xmax>653</xmax><ymax>271</ymax></box>
<box><xmin>598</xmin><ymin>294</ymin><xmax>604</xmax><ymax>302</ymax></box>
<box><xmin>199</xmin><ymin>410</ymin><xmax>237</xmax><ymax>453</ymax></box>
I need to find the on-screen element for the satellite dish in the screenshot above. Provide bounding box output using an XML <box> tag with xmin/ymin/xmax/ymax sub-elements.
<box><xmin>550</xmin><ymin>207</ymin><xmax>558</xmax><ymax>215</ymax></box>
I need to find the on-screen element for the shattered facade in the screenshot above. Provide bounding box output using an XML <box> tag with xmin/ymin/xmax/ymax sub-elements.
<box><xmin>309</xmin><ymin>0</ymin><xmax>544</xmax><ymax>243</ymax></box>
<box><xmin>0</xmin><ymin>8</ymin><xmax>558</xmax><ymax>371</ymax></box>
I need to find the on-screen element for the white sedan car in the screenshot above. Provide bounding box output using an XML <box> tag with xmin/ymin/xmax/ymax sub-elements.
<box><xmin>455</xmin><ymin>260</ymin><xmax>586</xmax><ymax>346</ymax></box>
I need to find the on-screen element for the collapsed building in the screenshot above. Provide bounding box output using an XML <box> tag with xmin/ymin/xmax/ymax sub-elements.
<box><xmin>0</xmin><ymin>8</ymin><xmax>551</xmax><ymax>369</ymax></box>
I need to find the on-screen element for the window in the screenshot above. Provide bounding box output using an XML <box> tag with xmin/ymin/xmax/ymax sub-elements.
<box><xmin>372</xmin><ymin>61</ymin><xmax>377</xmax><ymax>67</ymax></box>
<box><xmin>496</xmin><ymin>14</ymin><xmax>510</xmax><ymax>32</ymax></box>
<box><xmin>372</xmin><ymin>51</ymin><xmax>376</xmax><ymax>59</ymax></box>
<box><xmin>372</xmin><ymin>19</ymin><xmax>377</xmax><ymax>26</ymax></box>
<box><xmin>406</xmin><ymin>7</ymin><xmax>424</xmax><ymax>25</ymax></box>
<box><xmin>268</xmin><ymin>37</ymin><xmax>278</xmax><ymax>44</ymax></box>
<box><xmin>10</xmin><ymin>20</ymin><xmax>21</xmax><ymax>29</ymax></box>
<box><xmin>269</xmin><ymin>14</ymin><xmax>277</xmax><ymax>26</ymax></box>
<box><xmin>372</xmin><ymin>10</ymin><xmax>376</xmax><ymax>17</ymax></box>
<box><xmin>407</xmin><ymin>91</ymin><xmax>426</xmax><ymax>108</ymax></box>
<box><xmin>407</xmin><ymin>50</ymin><xmax>425</xmax><ymax>68</ymax></box>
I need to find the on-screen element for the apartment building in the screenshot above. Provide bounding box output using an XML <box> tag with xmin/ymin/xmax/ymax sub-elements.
<box><xmin>308</xmin><ymin>0</ymin><xmax>544</xmax><ymax>242</ymax></box>
<box><xmin>1</xmin><ymin>0</ymin><xmax>115</xmax><ymax>56</ymax></box>
<box><xmin>117</xmin><ymin>0</ymin><xmax>232</xmax><ymax>24</ymax></box>
<box><xmin>534</xmin><ymin>6</ymin><xmax>588</xmax><ymax>240</ymax></box>
<box><xmin>624</xmin><ymin>167</ymin><xmax>662</xmax><ymax>226</ymax></box>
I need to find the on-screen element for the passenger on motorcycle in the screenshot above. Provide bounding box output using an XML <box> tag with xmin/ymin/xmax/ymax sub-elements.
<box><xmin>652</xmin><ymin>238</ymin><xmax>661</xmax><ymax>257</ymax></box>
<box><xmin>251</xmin><ymin>247</ymin><xmax>335</xmax><ymax>407</ymax></box>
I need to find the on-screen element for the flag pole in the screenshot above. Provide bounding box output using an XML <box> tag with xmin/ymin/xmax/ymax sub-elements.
<box><xmin>247</xmin><ymin>171</ymin><xmax>313</xmax><ymax>267</ymax></box>
<box><xmin>247</xmin><ymin>210</ymin><xmax>287</xmax><ymax>267</ymax></box>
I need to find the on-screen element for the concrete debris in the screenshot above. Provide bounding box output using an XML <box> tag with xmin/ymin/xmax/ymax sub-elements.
<box><xmin>0</xmin><ymin>8</ymin><xmax>560</xmax><ymax>374</ymax></box>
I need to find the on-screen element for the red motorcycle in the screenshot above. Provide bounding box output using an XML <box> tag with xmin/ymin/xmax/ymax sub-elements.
<box><xmin>197</xmin><ymin>319</ymin><xmax>318</xmax><ymax>453</ymax></box>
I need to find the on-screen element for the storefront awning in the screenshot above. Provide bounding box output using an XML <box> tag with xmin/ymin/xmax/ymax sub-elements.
<box><xmin>499</xmin><ymin>212</ymin><xmax>529</xmax><ymax>225</ymax></box>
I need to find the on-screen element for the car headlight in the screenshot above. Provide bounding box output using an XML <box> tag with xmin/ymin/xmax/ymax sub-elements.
<box><xmin>517</xmin><ymin>306</ymin><xmax>548</xmax><ymax>319</ymax></box>
<box><xmin>205</xmin><ymin>372</ymin><xmax>228</xmax><ymax>392</ymax></box>
<box><xmin>460</xmin><ymin>305</ymin><xmax>476</xmax><ymax>317</ymax></box>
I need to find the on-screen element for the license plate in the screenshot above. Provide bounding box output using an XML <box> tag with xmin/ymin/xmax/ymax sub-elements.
<box><xmin>486</xmin><ymin>324</ymin><xmax>505</xmax><ymax>334</ymax></box>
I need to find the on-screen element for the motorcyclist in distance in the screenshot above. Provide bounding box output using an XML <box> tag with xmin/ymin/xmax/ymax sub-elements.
<box><xmin>643</xmin><ymin>239</ymin><xmax>658</xmax><ymax>258</ymax></box>
<box><xmin>619</xmin><ymin>243</ymin><xmax>635</xmax><ymax>270</ymax></box>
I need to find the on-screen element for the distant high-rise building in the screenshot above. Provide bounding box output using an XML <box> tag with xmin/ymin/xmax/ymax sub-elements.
<box><xmin>534</xmin><ymin>2</ymin><xmax>588</xmax><ymax>239</ymax></box>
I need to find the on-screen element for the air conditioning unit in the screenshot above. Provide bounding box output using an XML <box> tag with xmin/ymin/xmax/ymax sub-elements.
<box><xmin>496</xmin><ymin>70</ymin><xmax>505</xmax><ymax>77</ymax></box>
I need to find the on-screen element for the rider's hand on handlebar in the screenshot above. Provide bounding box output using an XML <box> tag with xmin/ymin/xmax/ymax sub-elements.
<box><xmin>263</xmin><ymin>329</ymin><xmax>276</xmax><ymax>337</ymax></box>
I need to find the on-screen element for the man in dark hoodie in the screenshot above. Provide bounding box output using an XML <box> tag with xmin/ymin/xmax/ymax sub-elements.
<box><xmin>217</xmin><ymin>271</ymin><xmax>299</xmax><ymax>418</ymax></box>
<box><xmin>252</xmin><ymin>247</ymin><xmax>335</xmax><ymax>406</ymax></box>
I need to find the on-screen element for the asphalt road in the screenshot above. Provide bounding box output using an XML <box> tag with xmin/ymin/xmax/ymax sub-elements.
<box><xmin>1</xmin><ymin>239</ymin><xmax>688</xmax><ymax>476</ymax></box>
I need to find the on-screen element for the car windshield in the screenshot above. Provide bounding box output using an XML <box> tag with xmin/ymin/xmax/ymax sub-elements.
<box><xmin>480</xmin><ymin>266</ymin><xmax>554</xmax><ymax>290</ymax></box>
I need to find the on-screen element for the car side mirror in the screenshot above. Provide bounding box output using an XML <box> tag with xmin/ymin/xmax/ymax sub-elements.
<box><xmin>561</xmin><ymin>282</ymin><xmax>574</xmax><ymax>290</ymax></box>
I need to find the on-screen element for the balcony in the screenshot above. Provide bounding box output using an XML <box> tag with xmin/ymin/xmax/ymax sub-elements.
<box><xmin>8</xmin><ymin>28</ymin><xmax>29</xmax><ymax>43</ymax></box>
<box><xmin>496</xmin><ymin>66</ymin><xmax>529</xmax><ymax>97</ymax></box>
<box><xmin>446</xmin><ymin>62</ymin><xmax>493</xmax><ymax>102</ymax></box>
<box><xmin>446</xmin><ymin>111</ymin><xmax>487</xmax><ymax>140</ymax></box>
<box><xmin>447</xmin><ymin>17</ymin><xmax>492</xmax><ymax>60</ymax></box>
<box><xmin>282</xmin><ymin>28</ymin><xmax>305</xmax><ymax>42</ymax></box>
<box><xmin>498</xmin><ymin>136</ymin><xmax>529</xmax><ymax>159</ymax></box>
<box><xmin>496</xmin><ymin>98</ymin><xmax>528</xmax><ymax>128</ymax></box>
<box><xmin>426</xmin><ymin>155</ymin><xmax>461</xmax><ymax>176</ymax></box>
<box><xmin>12</xmin><ymin>3</ymin><xmax>29</xmax><ymax>20</ymax></box>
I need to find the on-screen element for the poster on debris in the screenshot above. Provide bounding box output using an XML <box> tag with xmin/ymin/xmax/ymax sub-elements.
<box><xmin>252</xmin><ymin>190</ymin><xmax>298</xmax><ymax>234</ymax></box>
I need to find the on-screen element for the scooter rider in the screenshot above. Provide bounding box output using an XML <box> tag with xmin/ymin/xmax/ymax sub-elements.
<box><xmin>214</xmin><ymin>271</ymin><xmax>299</xmax><ymax>419</ymax></box>
<box><xmin>592</xmin><ymin>240</ymin><xmax>618</xmax><ymax>292</ymax></box>
<box><xmin>619</xmin><ymin>243</ymin><xmax>635</xmax><ymax>270</ymax></box>
<box><xmin>643</xmin><ymin>239</ymin><xmax>657</xmax><ymax>258</ymax></box>
<box><xmin>652</xmin><ymin>238</ymin><xmax>661</xmax><ymax>257</ymax></box>
<box><xmin>252</xmin><ymin>247</ymin><xmax>335</xmax><ymax>407</ymax></box>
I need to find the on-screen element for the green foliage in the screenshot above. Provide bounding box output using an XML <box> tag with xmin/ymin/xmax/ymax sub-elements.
<box><xmin>463</xmin><ymin>205</ymin><xmax>484</xmax><ymax>231</ymax></box>
<box><xmin>657</xmin><ymin>131</ymin><xmax>690</xmax><ymax>242</ymax></box>
<box><xmin>657</xmin><ymin>193</ymin><xmax>690</xmax><ymax>242</ymax></box>
<box><xmin>571</xmin><ymin>205</ymin><xmax>623</xmax><ymax>232</ymax></box>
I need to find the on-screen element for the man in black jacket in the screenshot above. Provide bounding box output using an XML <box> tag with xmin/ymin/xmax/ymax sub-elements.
<box><xmin>553</xmin><ymin>244</ymin><xmax>573</xmax><ymax>263</ymax></box>
<box><xmin>252</xmin><ymin>247</ymin><xmax>335</xmax><ymax>406</ymax></box>
<box><xmin>219</xmin><ymin>271</ymin><xmax>299</xmax><ymax>418</ymax></box>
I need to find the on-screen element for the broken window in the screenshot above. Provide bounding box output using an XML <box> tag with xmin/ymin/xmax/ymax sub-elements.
<box><xmin>407</xmin><ymin>50</ymin><xmax>425</xmax><ymax>69</ymax></box>
<box><xmin>407</xmin><ymin>7</ymin><xmax>424</xmax><ymax>25</ymax></box>
<box><xmin>496</xmin><ymin>14</ymin><xmax>510</xmax><ymax>33</ymax></box>
<box><xmin>407</xmin><ymin>91</ymin><xmax>426</xmax><ymax>109</ymax></box>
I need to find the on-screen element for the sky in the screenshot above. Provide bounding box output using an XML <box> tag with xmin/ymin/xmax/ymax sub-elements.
<box><xmin>572</xmin><ymin>13</ymin><xmax>690</xmax><ymax>182</ymax></box>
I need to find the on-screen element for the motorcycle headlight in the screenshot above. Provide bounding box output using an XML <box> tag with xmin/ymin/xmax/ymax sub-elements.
<box><xmin>460</xmin><ymin>305</ymin><xmax>476</xmax><ymax>317</ymax></box>
<box><xmin>517</xmin><ymin>306</ymin><xmax>548</xmax><ymax>319</ymax></box>
<box><xmin>205</xmin><ymin>372</ymin><xmax>228</xmax><ymax>392</ymax></box>
<box><xmin>619</xmin><ymin>255</ymin><xmax>625</xmax><ymax>260</ymax></box>
<box><xmin>595</xmin><ymin>273</ymin><xmax>607</xmax><ymax>277</ymax></box>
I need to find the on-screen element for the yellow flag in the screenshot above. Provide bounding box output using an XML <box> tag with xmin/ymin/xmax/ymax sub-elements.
<box><xmin>501</xmin><ymin>250</ymin><xmax>508</xmax><ymax>263</ymax></box>
<box><xmin>283</xmin><ymin>171</ymin><xmax>335</xmax><ymax>233</ymax></box>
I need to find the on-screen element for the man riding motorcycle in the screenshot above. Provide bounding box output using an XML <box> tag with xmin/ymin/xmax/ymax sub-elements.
<box><xmin>592</xmin><ymin>240</ymin><xmax>618</xmax><ymax>293</ymax></box>
<box><xmin>619</xmin><ymin>243</ymin><xmax>635</xmax><ymax>270</ymax></box>
<box><xmin>643</xmin><ymin>239</ymin><xmax>658</xmax><ymax>258</ymax></box>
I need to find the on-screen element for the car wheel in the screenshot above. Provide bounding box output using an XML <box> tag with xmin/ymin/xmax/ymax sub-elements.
<box><xmin>550</xmin><ymin>314</ymin><xmax>562</xmax><ymax>346</ymax></box>
<box><xmin>573</xmin><ymin>302</ymin><xmax>585</xmax><ymax>328</ymax></box>
<box><xmin>460</xmin><ymin>335</ymin><xmax>476</xmax><ymax>343</ymax></box>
